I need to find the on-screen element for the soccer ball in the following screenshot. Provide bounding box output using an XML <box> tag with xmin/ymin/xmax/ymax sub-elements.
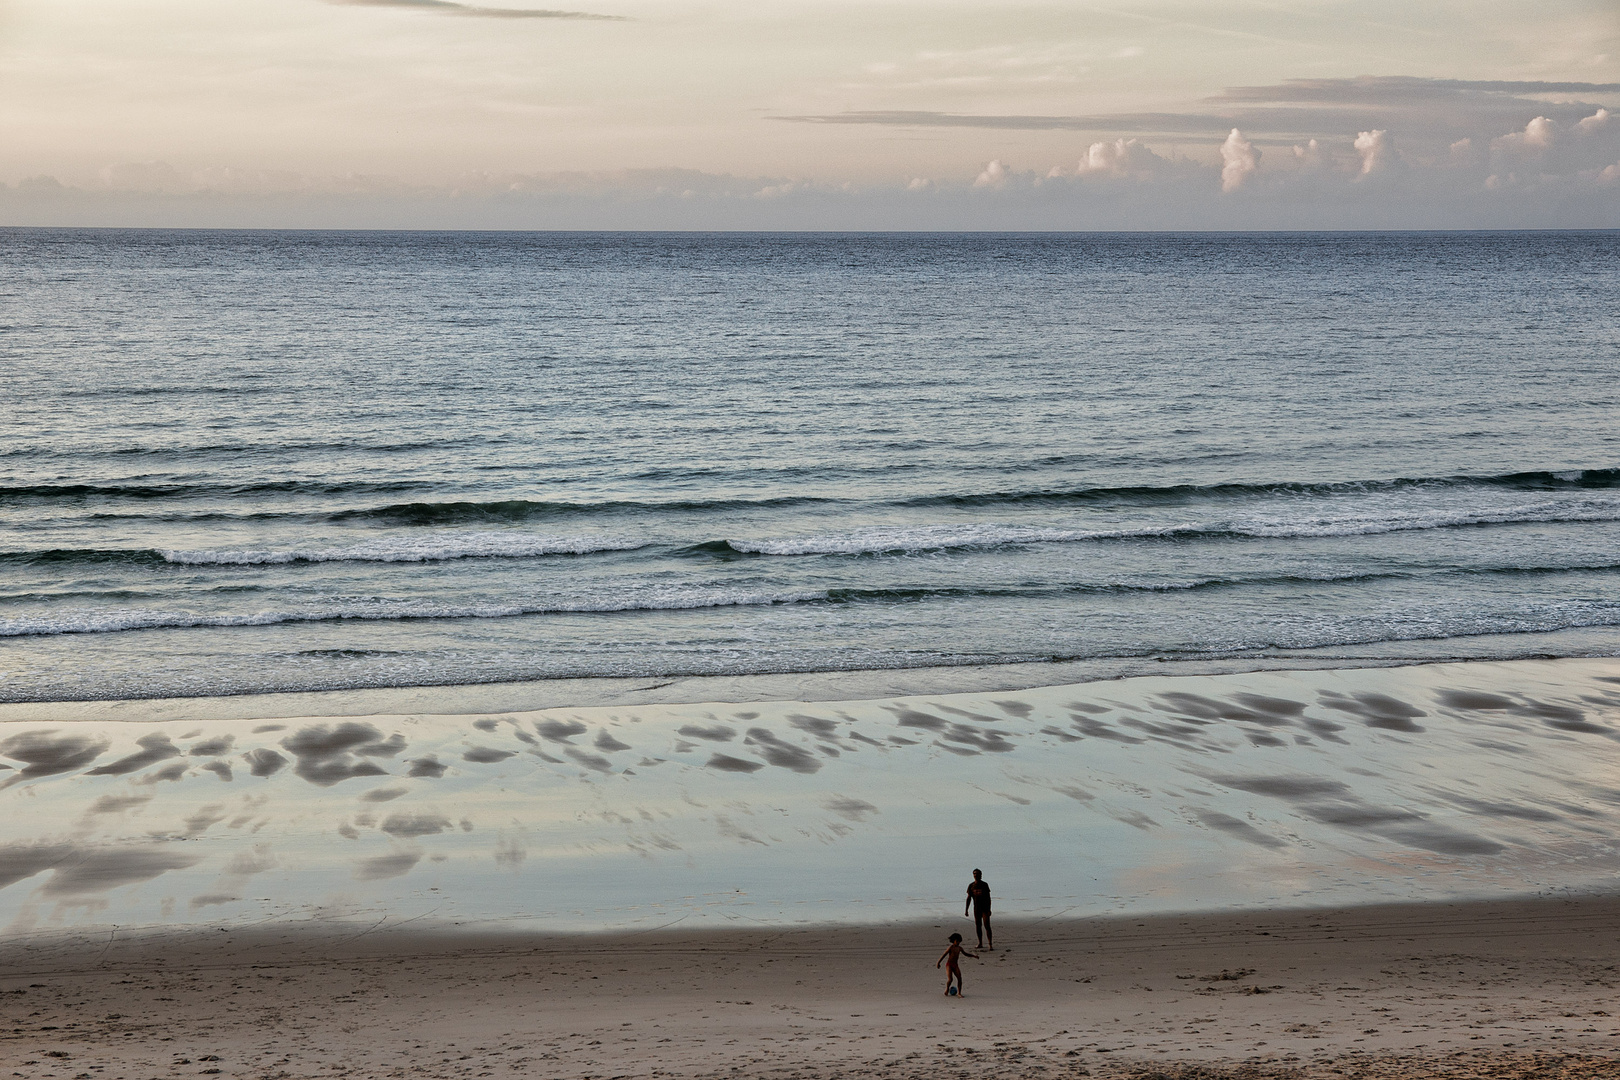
<box><xmin>947</xmin><ymin>986</ymin><xmax>958</xmax><ymax>996</ymax></box>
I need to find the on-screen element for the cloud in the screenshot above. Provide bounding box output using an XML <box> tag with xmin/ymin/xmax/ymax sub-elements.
<box><xmin>1354</xmin><ymin>129</ymin><xmax>1398</xmax><ymax>175</ymax></box>
<box><xmin>328</xmin><ymin>0</ymin><xmax>624</xmax><ymax>18</ymax></box>
<box><xmin>1292</xmin><ymin>138</ymin><xmax>1327</xmax><ymax>169</ymax></box>
<box><xmin>974</xmin><ymin>160</ymin><xmax>1011</xmax><ymax>189</ymax></box>
<box><xmin>780</xmin><ymin>109</ymin><xmax>1231</xmax><ymax>134</ymax></box>
<box><xmin>1211</xmin><ymin>76</ymin><xmax>1620</xmax><ymax>104</ymax></box>
<box><xmin>6</xmin><ymin>150</ymin><xmax>1618</xmax><ymax>231</ymax></box>
<box><xmin>1075</xmin><ymin>138</ymin><xmax>1167</xmax><ymax>178</ymax></box>
<box><xmin>1490</xmin><ymin>107</ymin><xmax>1620</xmax><ymax>176</ymax></box>
<box><xmin>1220</xmin><ymin>129</ymin><xmax>1259</xmax><ymax>191</ymax></box>
<box><xmin>1577</xmin><ymin>108</ymin><xmax>1611</xmax><ymax>135</ymax></box>
<box><xmin>775</xmin><ymin>77</ymin><xmax>1620</xmax><ymax>152</ymax></box>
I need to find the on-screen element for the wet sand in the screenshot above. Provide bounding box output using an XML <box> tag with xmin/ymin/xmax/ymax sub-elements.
<box><xmin>5</xmin><ymin>897</ymin><xmax>1620</xmax><ymax>1079</ymax></box>
<box><xmin>7</xmin><ymin>657</ymin><xmax>1620</xmax><ymax>931</ymax></box>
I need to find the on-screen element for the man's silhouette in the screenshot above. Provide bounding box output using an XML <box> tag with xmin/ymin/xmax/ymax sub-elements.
<box><xmin>964</xmin><ymin>868</ymin><xmax>992</xmax><ymax>950</ymax></box>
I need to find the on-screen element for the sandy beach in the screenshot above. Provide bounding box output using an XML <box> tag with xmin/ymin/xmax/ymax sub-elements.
<box><xmin>6</xmin><ymin>657</ymin><xmax>1620</xmax><ymax>1077</ymax></box>
<box><xmin>5</xmin><ymin>897</ymin><xmax>1620</xmax><ymax>1078</ymax></box>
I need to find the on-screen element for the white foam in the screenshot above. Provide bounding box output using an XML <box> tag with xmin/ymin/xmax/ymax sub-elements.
<box><xmin>0</xmin><ymin>588</ymin><xmax>824</xmax><ymax>638</ymax></box>
<box><xmin>1230</xmin><ymin>498</ymin><xmax>1620</xmax><ymax>539</ymax></box>
<box><xmin>161</xmin><ymin>533</ymin><xmax>646</xmax><ymax>566</ymax></box>
<box><xmin>729</xmin><ymin>523</ymin><xmax>1130</xmax><ymax>555</ymax></box>
<box><xmin>729</xmin><ymin>498</ymin><xmax>1620</xmax><ymax>554</ymax></box>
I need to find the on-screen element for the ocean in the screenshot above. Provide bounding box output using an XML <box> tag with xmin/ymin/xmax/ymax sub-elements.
<box><xmin>2</xmin><ymin>229</ymin><xmax>1618</xmax><ymax>703</ymax></box>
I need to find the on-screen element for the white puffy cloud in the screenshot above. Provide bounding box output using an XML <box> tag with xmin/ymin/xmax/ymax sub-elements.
<box><xmin>1494</xmin><ymin>115</ymin><xmax>1561</xmax><ymax>154</ymax></box>
<box><xmin>1219</xmin><ymin>128</ymin><xmax>1259</xmax><ymax>192</ymax></box>
<box><xmin>1491</xmin><ymin>107</ymin><xmax>1620</xmax><ymax>175</ymax></box>
<box><xmin>973</xmin><ymin>160</ymin><xmax>1010</xmax><ymax>188</ymax></box>
<box><xmin>1075</xmin><ymin>137</ymin><xmax>1166</xmax><ymax>178</ymax></box>
<box><xmin>1288</xmin><ymin>138</ymin><xmax>1333</xmax><ymax>174</ymax></box>
<box><xmin>1354</xmin><ymin>129</ymin><xmax>1398</xmax><ymax>175</ymax></box>
<box><xmin>1576</xmin><ymin>108</ymin><xmax>1611</xmax><ymax>135</ymax></box>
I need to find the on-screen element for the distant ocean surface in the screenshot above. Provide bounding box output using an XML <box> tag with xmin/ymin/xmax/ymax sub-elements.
<box><xmin>1</xmin><ymin>229</ymin><xmax>1617</xmax><ymax>703</ymax></box>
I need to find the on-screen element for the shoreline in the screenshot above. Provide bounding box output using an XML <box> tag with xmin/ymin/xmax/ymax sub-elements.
<box><xmin>6</xmin><ymin>641</ymin><xmax>1618</xmax><ymax>724</ymax></box>
<box><xmin>5</xmin><ymin>896</ymin><xmax>1620</xmax><ymax>1078</ymax></box>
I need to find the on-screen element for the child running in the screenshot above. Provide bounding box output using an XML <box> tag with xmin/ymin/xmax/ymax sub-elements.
<box><xmin>936</xmin><ymin>932</ymin><xmax>978</xmax><ymax>996</ymax></box>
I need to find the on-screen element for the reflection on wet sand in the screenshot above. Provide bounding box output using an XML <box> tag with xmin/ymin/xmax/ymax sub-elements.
<box><xmin>2</xmin><ymin>657</ymin><xmax>1619</xmax><ymax>932</ymax></box>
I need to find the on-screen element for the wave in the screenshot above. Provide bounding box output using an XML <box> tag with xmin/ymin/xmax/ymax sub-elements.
<box><xmin>6</xmin><ymin>492</ymin><xmax>1620</xmax><ymax>573</ymax></box>
<box><xmin>716</xmin><ymin>500</ymin><xmax>1620</xmax><ymax>555</ymax></box>
<box><xmin>6</xmin><ymin>468</ymin><xmax>1616</xmax><ymax>519</ymax></box>
<box><xmin>827</xmin><ymin>564</ymin><xmax>1620</xmax><ymax>601</ymax></box>
<box><xmin>710</xmin><ymin>524</ymin><xmax>1107</xmax><ymax>556</ymax></box>
<box><xmin>0</xmin><ymin>534</ymin><xmax>649</xmax><ymax>568</ymax></box>
<box><xmin>900</xmin><ymin>468</ymin><xmax>1620</xmax><ymax>509</ymax></box>
<box><xmin>160</xmin><ymin>533</ymin><xmax>647</xmax><ymax>565</ymax></box>
<box><xmin>0</xmin><ymin>479</ymin><xmax>433</xmax><ymax>501</ymax></box>
<box><xmin>0</xmin><ymin>588</ymin><xmax>826</xmax><ymax>638</ymax></box>
<box><xmin>8</xmin><ymin>563</ymin><xmax>1620</xmax><ymax>638</ymax></box>
<box><xmin>1212</xmin><ymin>499</ymin><xmax>1620</xmax><ymax>540</ymax></box>
<box><xmin>337</xmin><ymin>495</ymin><xmax>831</xmax><ymax>525</ymax></box>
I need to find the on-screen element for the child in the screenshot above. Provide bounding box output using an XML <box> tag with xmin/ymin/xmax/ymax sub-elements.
<box><xmin>936</xmin><ymin>932</ymin><xmax>978</xmax><ymax>996</ymax></box>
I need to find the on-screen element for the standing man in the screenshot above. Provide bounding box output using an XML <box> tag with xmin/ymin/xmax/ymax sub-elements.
<box><xmin>965</xmin><ymin>868</ymin><xmax>993</xmax><ymax>950</ymax></box>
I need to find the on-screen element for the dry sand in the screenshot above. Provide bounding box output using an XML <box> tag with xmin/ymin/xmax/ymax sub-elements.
<box><xmin>5</xmin><ymin>896</ymin><xmax>1620</xmax><ymax>1079</ymax></box>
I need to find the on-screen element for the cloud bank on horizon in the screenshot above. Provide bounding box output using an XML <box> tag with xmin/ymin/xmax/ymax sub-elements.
<box><xmin>329</xmin><ymin>0</ymin><xmax>625</xmax><ymax>19</ymax></box>
<box><xmin>0</xmin><ymin>0</ymin><xmax>1615</xmax><ymax>229</ymax></box>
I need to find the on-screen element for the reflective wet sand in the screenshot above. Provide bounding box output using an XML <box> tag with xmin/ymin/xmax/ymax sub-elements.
<box><xmin>3</xmin><ymin>658</ymin><xmax>1619</xmax><ymax>933</ymax></box>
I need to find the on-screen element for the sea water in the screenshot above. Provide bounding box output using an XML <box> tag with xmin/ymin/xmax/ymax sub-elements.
<box><xmin>1</xmin><ymin>229</ymin><xmax>1618</xmax><ymax>702</ymax></box>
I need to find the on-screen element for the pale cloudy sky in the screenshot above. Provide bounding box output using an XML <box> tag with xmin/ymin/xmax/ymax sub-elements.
<box><xmin>1</xmin><ymin>0</ymin><xmax>1616</xmax><ymax>228</ymax></box>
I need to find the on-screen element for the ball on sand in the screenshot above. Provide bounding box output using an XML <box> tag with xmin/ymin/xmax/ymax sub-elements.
<box><xmin>947</xmin><ymin>986</ymin><xmax>957</xmax><ymax>996</ymax></box>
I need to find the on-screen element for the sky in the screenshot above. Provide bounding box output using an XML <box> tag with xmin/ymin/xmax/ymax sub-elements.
<box><xmin>0</xmin><ymin>0</ymin><xmax>1617</xmax><ymax>229</ymax></box>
